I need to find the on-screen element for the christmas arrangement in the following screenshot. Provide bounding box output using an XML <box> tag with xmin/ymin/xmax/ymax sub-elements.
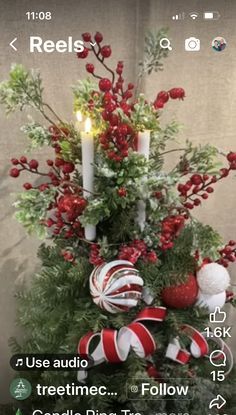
<box><xmin>1</xmin><ymin>30</ymin><xmax>236</xmax><ymax>414</ymax></box>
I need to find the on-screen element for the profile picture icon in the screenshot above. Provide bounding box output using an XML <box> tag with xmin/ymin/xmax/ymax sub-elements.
<box><xmin>212</xmin><ymin>37</ymin><xmax>227</xmax><ymax>52</ymax></box>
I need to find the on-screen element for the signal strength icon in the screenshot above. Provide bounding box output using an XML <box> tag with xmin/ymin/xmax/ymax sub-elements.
<box><xmin>172</xmin><ymin>12</ymin><xmax>185</xmax><ymax>20</ymax></box>
<box><xmin>189</xmin><ymin>12</ymin><xmax>199</xmax><ymax>20</ymax></box>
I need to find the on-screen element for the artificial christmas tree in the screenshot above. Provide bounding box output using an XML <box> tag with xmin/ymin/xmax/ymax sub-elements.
<box><xmin>1</xmin><ymin>30</ymin><xmax>236</xmax><ymax>414</ymax></box>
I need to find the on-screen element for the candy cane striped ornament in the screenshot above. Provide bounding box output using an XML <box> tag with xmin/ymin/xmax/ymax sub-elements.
<box><xmin>89</xmin><ymin>260</ymin><xmax>144</xmax><ymax>313</ymax></box>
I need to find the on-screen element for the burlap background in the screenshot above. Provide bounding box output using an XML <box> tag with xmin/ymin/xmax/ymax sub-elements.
<box><xmin>0</xmin><ymin>0</ymin><xmax>236</xmax><ymax>402</ymax></box>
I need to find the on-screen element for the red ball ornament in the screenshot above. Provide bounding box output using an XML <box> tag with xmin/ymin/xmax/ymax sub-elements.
<box><xmin>99</xmin><ymin>78</ymin><xmax>112</xmax><ymax>92</ymax></box>
<box><xmin>161</xmin><ymin>274</ymin><xmax>198</xmax><ymax>309</ymax></box>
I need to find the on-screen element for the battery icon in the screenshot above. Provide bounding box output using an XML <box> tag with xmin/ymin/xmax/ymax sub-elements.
<box><xmin>203</xmin><ymin>11</ymin><xmax>221</xmax><ymax>20</ymax></box>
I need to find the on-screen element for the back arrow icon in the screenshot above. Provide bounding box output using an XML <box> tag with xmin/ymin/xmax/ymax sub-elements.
<box><xmin>10</xmin><ymin>37</ymin><xmax>17</xmax><ymax>51</ymax></box>
<box><xmin>209</xmin><ymin>394</ymin><xmax>226</xmax><ymax>410</ymax></box>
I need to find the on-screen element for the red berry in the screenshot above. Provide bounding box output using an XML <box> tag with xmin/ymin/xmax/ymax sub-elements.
<box><xmin>201</xmin><ymin>193</ymin><xmax>208</xmax><ymax>199</ymax></box>
<box><xmin>11</xmin><ymin>158</ymin><xmax>19</xmax><ymax>165</ymax></box>
<box><xmin>156</xmin><ymin>91</ymin><xmax>169</xmax><ymax>103</ymax></box>
<box><xmin>86</xmin><ymin>63</ymin><xmax>95</xmax><ymax>73</ymax></box>
<box><xmin>206</xmin><ymin>186</ymin><xmax>214</xmax><ymax>193</ymax></box>
<box><xmin>82</xmin><ymin>32</ymin><xmax>91</xmax><ymax>42</ymax></box>
<box><xmin>169</xmin><ymin>87</ymin><xmax>185</xmax><ymax>100</ymax></box>
<box><xmin>10</xmin><ymin>168</ymin><xmax>20</xmax><ymax>177</ymax></box>
<box><xmin>146</xmin><ymin>251</ymin><xmax>158</xmax><ymax>263</ymax></box>
<box><xmin>194</xmin><ymin>198</ymin><xmax>201</xmax><ymax>206</ymax></box>
<box><xmin>99</xmin><ymin>78</ymin><xmax>112</xmax><ymax>92</ymax></box>
<box><xmin>154</xmin><ymin>99</ymin><xmax>164</xmax><ymax>109</ymax></box>
<box><xmin>117</xmin><ymin>187</ymin><xmax>127</xmax><ymax>197</ymax></box>
<box><xmin>169</xmin><ymin>88</ymin><xmax>179</xmax><ymax>99</ymax></box>
<box><xmin>55</xmin><ymin>158</ymin><xmax>65</xmax><ymax>167</ymax></box>
<box><xmin>155</xmin><ymin>191</ymin><xmax>163</xmax><ymax>199</ymax></box>
<box><xmin>100</xmin><ymin>45</ymin><xmax>112</xmax><ymax>58</ymax></box>
<box><xmin>227</xmin><ymin>152</ymin><xmax>236</xmax><ymax>162</ymax></box>
<box><xmin>177</xmin><ymin>184</ymin><xmax>186</xmax><ymax>194</ymax></box>
<box><xmin>220</xmin><ymin>168</ymin><xmax>229</xmax><ymax>177</ymax></box>
<box><xmin>77</xmin><ymin>48</ymin><xmax>89</xmax><ymax>59</ymax></box>
<box><xmin>109</xmin><ymin>114</ymin><xmax>119</xmax><ymax>126</ymax></box>
<box><xmin>228</xmin><ymin>254</ymin><xmax>236</xmax><ymax>262</ymax></box>
<box><xmin>105</xmin><ymin>102</ymin><xmax>116</xmax><ymax>113</ymax></box>
<box><xmin>229</xmin><ymin>240</ymin><xmax>236</xmax><ymax>246</ymax></box>
<box><xmin>94</xmin><ymin>32</ymin><xmax>103</xmax><ymax>43</ymax></box>
<box><xmin>47</xmin><ymin>159</ymin><xmax>54</xmax><ymax>166</ymax></box>
<box><xmin>39</xmin><ymin>184</ymin><xmax>49</xmax><ymax>191</ymax></box>
<box><xmin>184</xmin><ymin>202</ymin><xmax>194</xmax><ymax>209</ymax></box>
<box><xmin>62</xmin><ymin>162</ymin><xmax>75</xmax><ymax>174</ymax></box>
<box><xmin>23</xmin><ymin>182</ymin><xmax>32</xmax><ymax>190</ymax></box>
<box><xmin>101</xmin><ymin>110</ymin><xmax>110</xmax><ymax>121</ymax></box>
<box><xmin>191</xmin><ymin>174</ymin><xmax>202</xmax><ymax>185</ymax></box>
<box><xmin>128</xmin><ymin>83</ymin><xmax>134</xmax><ymax>90</ymax></box>
<box><xmin>46</xmin><ymin>218</ymin><xmax>55</xmax><ymax>227</ymax></box>
<box><xmin>20</xmin><ymin>156</ymin><xmax>27</xmax><ymax>164</ymax></box>
<box><xmin>29</xmin><ymin>159</ymin><xmax>39</xmax><ymax>169</ymax></box>
<box><xmin>193</xmin><ymin>186</ymin><xmax>200</xmax><ymax>194</ymax></box>
<box><xmin>118</xmin><ymin>123</ymin><xmax>128</xmax><ymax>136</ymax></box>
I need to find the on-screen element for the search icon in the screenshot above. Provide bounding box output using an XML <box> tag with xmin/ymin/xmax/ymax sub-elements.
<box><xmin>160</xmin><ymin>37</ymin><xmax>172</xmax><ymax>51</ymax></box>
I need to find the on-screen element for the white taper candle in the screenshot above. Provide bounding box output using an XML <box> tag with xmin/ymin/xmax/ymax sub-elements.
<box><xmin>80</xmin><ymin>117</ymin><xmax>96</xmax><ymax>241</ymax></box>
<box><xmin>137</xmin><ymin>130</ymin><xmax>151</xmax><ymax>231</ymax></box>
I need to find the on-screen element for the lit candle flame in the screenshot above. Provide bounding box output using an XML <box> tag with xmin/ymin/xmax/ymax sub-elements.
<box><xmin>85</xmin><ymin>117</ymin><xmax>92</xmax><ymax>133</ymax></box>
<box><xmin>76</xmin><ymin>110</ymin><xmax>83</xmax><ymax>122</ymax></box>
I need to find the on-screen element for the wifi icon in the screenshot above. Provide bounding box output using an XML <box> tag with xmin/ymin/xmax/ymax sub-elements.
<box><xmin>189</xmin><ymin>12</ymin><xmax>199</xmax><ymax>20</ymax></box>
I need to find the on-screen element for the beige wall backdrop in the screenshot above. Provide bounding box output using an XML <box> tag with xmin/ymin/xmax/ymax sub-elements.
<box><xmin>1</xmin><ymin>0</ymin><xmax>236</xmax><ymax>402</ymax></box>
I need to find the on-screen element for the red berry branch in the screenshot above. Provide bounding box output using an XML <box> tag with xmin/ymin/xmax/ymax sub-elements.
<box><xmin>218</xmin><ymin>240</ymin><xmax>236</xmax><ymax>267</ymax></box>
<box><xmin>77</xmin><ymin>32</ymin><xmax>186</xmax><ymax>163</ymax></box>
<box><xmin>154</xmin><ymin>88</ymin><xmax>185</xmax><ymax>109</ymax></box>
<box><xmin>177</xmin><ymin>152</ymin><xmax>236</xmax><ymax>210</ymax></box>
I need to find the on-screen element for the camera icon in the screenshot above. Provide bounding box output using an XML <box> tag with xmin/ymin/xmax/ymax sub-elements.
<box><xmin>185</xmin><ymin>37</ymin><xmax>200</xmax><ymax>51</ymax></box>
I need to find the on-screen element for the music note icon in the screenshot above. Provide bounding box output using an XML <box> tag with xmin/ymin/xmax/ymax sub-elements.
<box><xmin>15</xmin><ymin>358</ymin><xmax>23</xmax><ymax>367</ymax></box>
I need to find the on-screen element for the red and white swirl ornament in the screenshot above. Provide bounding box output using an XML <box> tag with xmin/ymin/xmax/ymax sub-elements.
<box><xmin>77</xmin><ymin>306</ymin><xmax>167</xmax><ymax>381</ymax></box>
<box><xmin>90</xmin><ymin>260</ymin><xmax>144</xmax><ymax>313</ymax></box>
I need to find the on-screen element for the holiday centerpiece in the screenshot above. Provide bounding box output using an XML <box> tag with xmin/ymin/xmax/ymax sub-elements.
<box><xmin>1</xmin><ymin>30</ymin><xmax>236</xmax><ymax>414</ymax></box>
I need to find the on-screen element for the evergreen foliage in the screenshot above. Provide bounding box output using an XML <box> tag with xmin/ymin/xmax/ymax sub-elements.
<box><xmin>1</xmin><ymin>30</ymin><xmax>235</xmax><ymax>414</ymax></box>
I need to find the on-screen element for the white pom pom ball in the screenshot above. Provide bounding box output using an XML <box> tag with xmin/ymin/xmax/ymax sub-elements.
<box><xmin>196</xmin><ymin>263</ymin><xmax>230</xmax><ymax>295</ymax></box>
<box><xmin>196</xmin><ymin>290</ymin><xmax>226</xmax><ymax>312</ymax></box>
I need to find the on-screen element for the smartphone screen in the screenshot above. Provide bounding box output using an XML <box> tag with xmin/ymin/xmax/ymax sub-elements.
<box><xmin>0</xmin><ymin>1</ymin><xmax>236</xmax><ymax>415</ymax></box>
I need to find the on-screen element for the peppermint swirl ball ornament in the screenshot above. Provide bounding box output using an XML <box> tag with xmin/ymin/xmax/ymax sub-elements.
<box><xmin>89</xmin><ymin>260</ymin><xmax>144</xmax><ymax>313</ymax></box>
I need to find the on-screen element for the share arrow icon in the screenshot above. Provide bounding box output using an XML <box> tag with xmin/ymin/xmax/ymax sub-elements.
<box><xmin>209</xmin><ymin>394</ymin><xmax>226</xmax><ymax>410</ymax></box>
